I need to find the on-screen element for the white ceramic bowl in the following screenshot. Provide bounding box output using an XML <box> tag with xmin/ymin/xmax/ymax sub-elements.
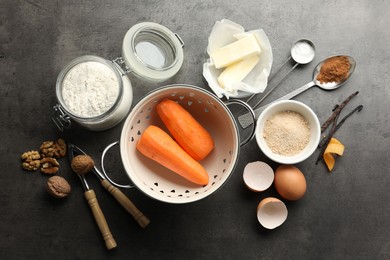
<box><xmin>255</xmin><ymin>100</ymin><xmax>320</xmax><ymax>164</ymax></box>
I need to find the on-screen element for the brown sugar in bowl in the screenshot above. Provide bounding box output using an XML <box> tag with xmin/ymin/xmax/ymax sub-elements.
<box><xmin>255</xmin><ymin>100</ymin><xmax>320</xmax><ymax>164</ymax></box>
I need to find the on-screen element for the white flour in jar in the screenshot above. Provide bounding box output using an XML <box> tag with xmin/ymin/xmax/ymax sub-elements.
<box><xmin>61</xmin><ymin>61</ymin><xmax>120</xmax><ymax>118</ymax></box>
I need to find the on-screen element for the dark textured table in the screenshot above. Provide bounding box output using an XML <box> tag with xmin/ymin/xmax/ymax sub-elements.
<box><xmin>1</xmin><ymin>1</ymin><xmax>389</xmax><ymax>259</ymax></box>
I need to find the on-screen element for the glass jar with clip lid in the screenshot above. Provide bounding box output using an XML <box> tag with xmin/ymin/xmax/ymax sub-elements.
<box><xmin>53</xmin><ymin>22</ymin><xmax>184</xmax><ymax>131</ymax></box>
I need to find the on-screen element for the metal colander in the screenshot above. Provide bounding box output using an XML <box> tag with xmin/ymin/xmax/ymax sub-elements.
<box><xmin>119</xmin><ymin>85</ymin><xmax>242</xmax><ymax>203</ymax></box>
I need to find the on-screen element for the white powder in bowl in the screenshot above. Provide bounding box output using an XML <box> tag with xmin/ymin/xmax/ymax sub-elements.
<box><xmin>61</xmin><ymin>61</ymin><xmax>120</xmax><ymax>118</ymax></box>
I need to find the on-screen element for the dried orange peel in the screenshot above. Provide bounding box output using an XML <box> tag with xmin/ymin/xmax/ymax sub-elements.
<box><xmin>323</xmin><ymin>137</ymin><xmax>345</xmax><ymax>171</ymax></box>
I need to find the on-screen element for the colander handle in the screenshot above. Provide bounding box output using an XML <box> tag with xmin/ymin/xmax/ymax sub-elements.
<box><xmin>101</xmin><ymin>141</ymin><xmax>134</xmax><ymax>189</ymax></box>
<box><xmin>225</xmin><ymin>99</ymin><xmax>256</xmax><ymax>146</ymax></box>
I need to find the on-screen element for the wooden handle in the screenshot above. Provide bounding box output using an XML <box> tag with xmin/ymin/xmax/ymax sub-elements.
<box><xmin>101</xmin><ymin>179</ymin><xmax>150</xmax><ymax>228</ymax></box>
<box><xmin>84</xmin><ymin>189</ymin><xmax>117</xmax><ymax>250</ymax></box>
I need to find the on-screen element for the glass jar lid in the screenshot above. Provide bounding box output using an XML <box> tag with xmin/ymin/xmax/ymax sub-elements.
<box><xmin>122</xmin><ymin>22</ymin><xmax>184</xmax><ymax>83</ymax></box>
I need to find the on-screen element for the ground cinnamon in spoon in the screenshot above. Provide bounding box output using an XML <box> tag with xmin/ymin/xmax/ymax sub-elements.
<box><xmin>317</xmin><ymin>56</ymin><xmax>350</xmax><ymax>83</ymax></box>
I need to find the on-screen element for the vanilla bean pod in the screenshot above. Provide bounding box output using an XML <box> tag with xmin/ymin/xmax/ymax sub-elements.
<box><xmin>316</xmin><ymin>113</ymin><xmax>340</xmax><ymax>164</ymax></box>
<box><xmin>321</xmin><ymin>91</ymin><xmax>359</xmax><ymax>133</ymax></box>
<box><xmin>318</xmin><ymin>105</ymin><xmax>363</xmax><ymax>147</ymax></box>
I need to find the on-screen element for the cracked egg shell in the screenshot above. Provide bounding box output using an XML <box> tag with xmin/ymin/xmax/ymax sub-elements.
<box><xmin>257</xmin><ymin>197</ymin><xmax>288</xmax><ymax>229</ymax></box>
<box><xmin>243</xmin><ymin>161</ymin><xmax>274</xmax><ymax>192</ymax></box>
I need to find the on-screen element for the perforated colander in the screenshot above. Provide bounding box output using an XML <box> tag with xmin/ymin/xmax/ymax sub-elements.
<box><xmin>118</xmin><ymin>85</ymin><xmax>254</xmax><ymax>203</ymax></box>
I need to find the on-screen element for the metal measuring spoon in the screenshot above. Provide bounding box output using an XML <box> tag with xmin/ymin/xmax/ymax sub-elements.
<box><xmin>238</xmin><ymin>55</ymin><xmax>356</xmax><ymax>128</ymax></box>
<box><xmin>246</xmin><ymin>39</ymin><xmax>316</xmax><ymax>106</ymax></box>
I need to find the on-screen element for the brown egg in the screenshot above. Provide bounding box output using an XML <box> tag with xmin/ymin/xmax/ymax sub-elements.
<box><xmin>274</xmin><ymin>165</ymin><xmax>306</xmax><ymax>201</ymax></box>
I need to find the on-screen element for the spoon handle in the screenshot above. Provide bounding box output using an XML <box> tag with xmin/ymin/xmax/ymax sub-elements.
<box><xmin>267</xmin><ymin>80</ymin><xmax>316</xmax><ymax>103</ymax></box>
<box><xmin>101</xmin><ymin>179</ymin><xmax>150</xmax><ymax>228</ymax></box>
<box><xmin>238</xmin><ymin>81</ymin><xmax>316</xmax><ymax>129</ymax></box>
<box><xmin>246</xmin><ymin>56</ymin><xmax>292</xmax><ymax>104</ymax></box>
<box><xmin>252</xmin><ymin>62</ymin><xmax>300</xmax><ymax>109</ymax></box>
<box><xmin>84</xmin><ymin>189</ymin><xmax>117</xmax><ymax>250</ymax></box>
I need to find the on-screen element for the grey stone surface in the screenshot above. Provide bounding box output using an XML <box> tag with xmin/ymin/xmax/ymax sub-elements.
<box><xmin>1</xmin><ymin>0</ymin><xmax>389</xmax><ymax>259</ymax></box>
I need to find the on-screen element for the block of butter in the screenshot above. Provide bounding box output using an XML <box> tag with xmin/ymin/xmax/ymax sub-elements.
<box><xmin>218</xmin><ymin>54</ymin><xmax>260</xmax><ymax>90</ymax></box>
<box><xmin>210</xmin><ymin>34</ymin><xmax>261</xmax><ymax>69</ymax></box>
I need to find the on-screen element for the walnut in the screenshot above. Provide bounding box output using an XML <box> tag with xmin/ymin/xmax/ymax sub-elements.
<box><xmin>55</xmin><ymin>138</ymin><xmax>67</xmax><ymax>158</ymax></box>
<box><xmin>21</xmin><ymin>151</ymin><xmax>41</xmax><ymax>171</ymax></box>
<box><xmin>40</xmin><ymin>141</ymin><xmax>55</xmax><ymax>157</ymax></box>
<box><xmin>40</xmin><ymin>139</ymin><xmax>67</xmax><ymax>158</ymax></box>
<box><xmin>71</xmin><ymin>155</ymin><xmax>95</xmax><ymax>175</ymax></box>
<box><xmin>40</xmin><ymin>157</ymin><xmax>59</xmax><ymax>175</ymax></box>
<box><xmin>46</xmin><ymin>176</ymin><xmax>71</xmax><ymax>199</ymax></box>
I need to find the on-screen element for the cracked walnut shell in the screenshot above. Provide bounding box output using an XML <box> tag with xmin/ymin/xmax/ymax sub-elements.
<box><xmin>21</xmin><ymin>151</ymin><xmax>41</xmax><ymax>171</ymax></box>
<box><xmin>71</xmin><ymin>155</ymin><xmax>95</xmax><ymax>175</ymax></box>
<box><xmin>40</xmin><ymin>157</ymin><xmax>60</xmax><ymax>175</ymax></box>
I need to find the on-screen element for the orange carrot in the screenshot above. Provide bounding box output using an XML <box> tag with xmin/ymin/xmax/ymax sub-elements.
<box><xmin>136</xmin><ymin>125</ymin><xmax>209</xmax><ymax>185</ymax></box>
<box><xmin>156</xmin><ymin>99</ymin><xmax>214</xmax><ymax>161</ymax></box>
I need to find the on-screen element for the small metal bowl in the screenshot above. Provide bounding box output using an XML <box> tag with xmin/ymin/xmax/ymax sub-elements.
<box><xmin>255</xmin><ymin>100</ymin><xmax>320</xmax><ymax>164</ymax></box>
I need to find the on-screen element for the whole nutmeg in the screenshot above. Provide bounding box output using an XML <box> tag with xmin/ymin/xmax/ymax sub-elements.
<box><xmin>71</xmin><ymin>155</ymin><xmax>95</xmax><ymax>175</ymax></box>
<box><xmin>47</xmin><ymin>176</ymin><xmax>71</xmax><ymax>199</ymax></box>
